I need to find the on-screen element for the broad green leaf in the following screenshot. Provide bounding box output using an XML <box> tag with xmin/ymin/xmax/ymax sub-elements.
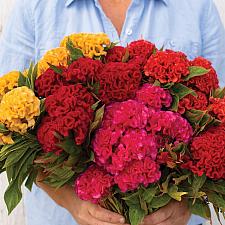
<box><xmin>129</xmin><ymin>206</ymin><xmax>146</xmax><ymax>225</ymax></box>
<box><xmin>47</xmin><ymin>63</ymin><xmax>63</xmax><ymax>75</ymax></box>
<box><xmin>18</xmin><ymin>72</ymin><xmax>27</xmax><ymax>87</ymax></box>
<box><xmin>66</xmin><ymin>39</ymin><xmax>84</xmax><ymax>61</ymax></box>
<box><xmin>150</xmin><ymin>194</ymin><xmax>171</xmax><ymax>208</ymax></box>
<box><xmin>184</xmin><ymin>66</ymin><xmax>210</xmax><ymax>81</ymax></box>
<box><xmin>191</xmin><ymin>174</ymin><xmax>207</xmax><ymax>203</ymax></box>
<box><xmin>168</xmin><ymin>185</ymin><xmax>187</xmax><ymax>201</ymax></box>
<box><xmin>4</xmin><ymin>180</ymin><xmax>22</xmax><ymax>214</ymax></box>
<box><xmin>0</xmin><ymin>123</ymin><xmax>8</xmax><ymax>133</ymax></box>
<box><xmin>171</xmin><ymin>95</ymin><xmax>179</xmax><ymax>112</ymax></box>
<box><xmin>142</xmin><ymin>185</ymin><xmax>158</xmax><ymax>203</ymax></box>
<box><xmin>211</xmin><ymin>87</ymin><xmax>225</xmax><ymax>99</ymax></box>
<box><xmin>203</xmin><ymin>180</ymin><xmax>225</xmax><ymax>195</ymax></box>
<box><xmin>163</xmin><ymin>82</ymin><xmax>174</xmax><ymax>89</ymax></box>
<box><xmin>173</xmin><ymin>174</ymin><xmax>190</xmax><ymax>185</ymax></box>
<box><xmin>189</xmin><ymin>199</ymin><xmax>211</xmax><ymax>219</ymax></box>
<box><xmin>123</xmin><ymin>192</ymin><xmax>140</xmax><ymax>207</ymax></box>
<box><xmin>171</xmin><ymin>83</ymin><xmax>197</xmax><ymax>99</ymax></box>
<box><xmin>25</xmin><ymin>169</ymin><xmax>38</xmax><ymax>191</ymax></box>
<box><xmin>207</xmin><ymin>192</ymin><xmax>225</xmax><ymax>210</ymax></box>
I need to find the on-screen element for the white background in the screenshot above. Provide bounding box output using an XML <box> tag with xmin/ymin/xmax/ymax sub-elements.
<box><xmin>0</xmin><ymin>0</ymin><xmax>225</xmax><ymax>225</ymax></box>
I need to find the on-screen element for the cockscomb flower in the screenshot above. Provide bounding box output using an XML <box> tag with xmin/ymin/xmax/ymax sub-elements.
<box><xmin>105</xmin><ymin>46</ymin><xmax>126</xmax><ymax>63</ymax></box>
<box><xmin>208</xmin><ymin>97</ymin><xmax>225</xmax><ymax>123</ymax></box>
<box><xmin>0</xmin><ymin>71</ymin><xmax>19</xmax><ymax>101</ymax></box>
<box><xmin>60</xmin><ymin>33</ymin><xmax>111</xmax><ymax>58</ymax></box>
<box><xmin>75</xmin><ymin>165</ymin><xmax>114</xmax><ymax>203</ymax></box>
<box><xmin>0</xmin><ymin>87</ymin><xmax>40</xmax><ymax>134</ymax></box>
<box><xmin>144</xmin><ymin>50</ymin><xmax>190</xmax><ymax>83</ymax></box>
<box><xmin>135</xmin><ymin>84</ymin><xmax>172</xmax><ymax>110</ymax></box>
<box><xmin>182</xmin><ymin>124</ymin><xmax>225</xmax><ymax>179</ymax></box>
<box><xmin>37</xmin><ymin>47</ymin><xmax>69</xmax><ymax>77</ymax></box>
<box><xmin>114</xmin><ymin>157</ymin><xmax>161</xmax><ymax>192</ymax></box>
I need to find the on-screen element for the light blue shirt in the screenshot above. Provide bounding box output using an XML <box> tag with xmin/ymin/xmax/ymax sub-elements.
<box><xmin>0</xmin><ymin>0</ymin><xmax>225</xmax><ymax>225</ymax></box>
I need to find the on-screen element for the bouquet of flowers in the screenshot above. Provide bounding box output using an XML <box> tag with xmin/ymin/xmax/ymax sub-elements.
<box><xmin>0</xmin><ymin>33</ymin><xmax>224</xmax><ymax>225</ymax></box>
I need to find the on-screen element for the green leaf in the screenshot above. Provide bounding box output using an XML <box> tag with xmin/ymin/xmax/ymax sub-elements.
<box><xmin>207</xmin><ymin>192</ymin><xmax>225</xmax><ymax>210</ymax></box>
<box><xmin>0</xmin><ymin>123</ymin><xmax>8</xmax><ymax>133</ymax></box>
<box><xmin>40</xmin><ymin>99</ymin><xmax>46</xmax><ymax>114</ymax></box>
<box><xmin>150</xmin><ymin>194</ymin><xmax>171</xmax><ymax>208</ymax></box>
<box><xmin>25</xmin><ymin>169</ymin><xmax>38</xmax><ymax>191</ymax></box>
<box><xmin>211</xmin><ymin>87</ymin><xmax>225</xmax><ymax>99</ymax></box>
<box><xmin>192</xmin><ymin>174</ymin><xmax>207</xmax><ymax>202</ymax></box>
<box><xmin>171</xmin><ymin>83</ymin><xmax>197</xmax><ymax>99</ymax></box>
<box><xmin>163</xmin><ymin>82</ymin><xmax>174</xmax><ymax>89</ymax></box>
<box><xmin>4</xmin><ymin>180</ymin><xmax>22</xmax><ymax>214</ymax></box>
<box><xmin>91</xmin><ymin>100</ymin><xmax>101</xmax><ymax>111</ymax></box>
<box><xmin>123</xmin><ymin>192</ymin><xmax>140</xmax><ymax>207</ymax></box>
<box><xmin>153</xmin><ymin>80</ymin><xmax>161</xmax><ymax>87</ymax></box>
<box><xmin>142</xmin><ymin>185</ymin><xmax>158</xmax><ymax>203</ymax></box>
<box><xmin>66</xmin><ymin>39</ymin><xmax>84</xmax><ymax>61</ymax></box>
<box><xmin>203</xmin><ymin>180</ymin><xmax>225</xmax><ymax>195</ymax></box>
<box><xmin>122</xmin><ymin>48</ymin><xmax>129</xmax><ymax>63</ymax></box>
<box><xmin>89</xmin><ymin>105</ymin><xmax>105</xmax><ymax>134</ymax></box>
<box><xmin>47</xmin><ymin>63</ymin><xmax>63</xmax><ymax>75</ymax></box>
<box><xmin>189</xmin><ymin>199</ymin><xmax>211</xmax><ymax>219</ymax></box>
<box><xmin>184</xmin><ymin>66</ymin><xmax>210</xmax><ymax>81</ymax></box>
<box><xmin>129</xmin><ymin>206</ymin><xmax>146</xmax><ymax>225</ymax></box>
<box><xmin>18</xmin><ymin>72</ymin><xmax>27</xmax><ymax>87</ymax></box>
<box><xmin>104</xmin><ymin>42</ymin><xmax>118</xmax><ymax>51</ymax></box>
<box><xmin>173</xmin><ymin>174</ymin><xmax>190</xmax><ymax>185</ymax></box>
<box><xmin>171</xmin><ymin>95</ymin><xmax>179</xmax><ymax>112</ymax></box>
<box><xmin>168</xmin><ymin>185</ymin><xmax>187</xmax><ymax>201</ymax></box>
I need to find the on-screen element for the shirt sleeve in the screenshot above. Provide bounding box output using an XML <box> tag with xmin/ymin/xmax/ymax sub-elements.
<box><xmin>0</xmin><ymin>0</ymin><xmax>35</xmax><ymax>76</ymax></box>
<box><xmin>201</xmin><ymin>0</ymin><xmax>225</xmax><ymax>87</ymax></box>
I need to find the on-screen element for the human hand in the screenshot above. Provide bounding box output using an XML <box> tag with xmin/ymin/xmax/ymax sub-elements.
<box><xmin>36</xmin><ymin>172</ymin><xmax>127</xmax><ymax>225</ymax></box>
<box><xmin>141</xmin><ymin>200</ymin><xmax>191</xmax><ymax>225</ymax></box>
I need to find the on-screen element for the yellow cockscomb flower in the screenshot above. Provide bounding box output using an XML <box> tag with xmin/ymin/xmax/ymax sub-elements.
<box><xmin>60</xmin><ymin>33</ymin><xmax>111</xmax><ymax>58</ymax></box>
<box><xmin>0</xmin><ymin>71</ymin><xmax>20</xmax><ymax>101</ymax></box>
<box><xmin>0</xmin><ymin>86</ymin><xmax>40</xmax><ymax>134</ymax></box>
<box><xmin>0</xmin><ymin>133</ymin><xmax>14</xmax><ymax>145</ymax></box>
<box><xmin>37</xmin><ymin>47</ymin><xmax>69</xmax><ymax>77</ymax></box>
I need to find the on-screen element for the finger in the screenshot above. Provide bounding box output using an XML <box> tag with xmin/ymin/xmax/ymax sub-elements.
<box><xmin>89</xmin><ymin>205</ymin><xmax>125</xmax><ymax>224</ymax></box>
<box><xmin>87</xmin><ymin>215</ymin><xmax>128</xmax><ymax>225</ymax></box>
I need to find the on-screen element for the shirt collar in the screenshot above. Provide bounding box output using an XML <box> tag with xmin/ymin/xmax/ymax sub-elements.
<box><xmin>65</xmin><ymin>0</ymin><xmax>168</xmax><ymax>7</ymax></box>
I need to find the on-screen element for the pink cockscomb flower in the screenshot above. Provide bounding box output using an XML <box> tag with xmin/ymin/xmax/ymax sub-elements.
<box><xmin>75</xmin><ymin>165</ymin><xmax>114</xmax><ymax>204</ymax></box>
<box><xmin>114</xmin><ymin>157</ymin><xmax>161</xmax><ymax>192</ymax></box>
<box><xmin>135</xmin><ymin>84</ymin><xmax>172</xmax><ymax>110</ymax></box>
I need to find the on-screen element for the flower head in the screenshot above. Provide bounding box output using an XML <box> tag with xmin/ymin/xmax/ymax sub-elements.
<box><xmin>105</xmin><ymin>46</ymin><xmax>126</xmax><ymax>63</ymax></box>
<box><xmin>0</xmin><ymin>87</ymin><xmax>40</xmax><ymax>134</ymax></box>
<box><xmin>208</xmin><ymin>97</ymin><xmax>225</xmax><ymax>123</ymax></box>
<box><xmin>75</xmin><ymin>165</ymin><xmax>114</xmax><ymax>203</ymax></box>
<box><xmin>60</xmin><ymin>33</ymin><xmax>111</xmax><ymax>58</ymax></box>
<box><xmin>144</xmin><ymin>50</ymin><xmax>190</xmax><ymax>83</ymax></box>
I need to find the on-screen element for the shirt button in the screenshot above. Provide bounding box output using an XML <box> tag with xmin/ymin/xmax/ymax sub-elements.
<box><xmin>126</xmin><ymin>28</ymin><xmax>133</xmax><ymax>36</ymax></box>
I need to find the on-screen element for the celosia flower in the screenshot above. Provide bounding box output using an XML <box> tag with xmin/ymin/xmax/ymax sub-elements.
<box><xmin>186</xmin><ymin>57</ymin><xmax>219</xmax><ymax>94</ymax></box>
<box><xmin>114</xmin><ymin>157</ymin><xmax>161</xmax><ymax>192</ymax></box>
<box><xmin>0</xmin><ymin>71</ymin><xmax>19</xmax><ymax>101</ymax></box>
<box><xmin>144</xmin><ymin>50</ymin><xmax>190</xmax><ymax>83</ymax></box>
<box><xmin>147</xmin><ymin>111</ymin><xmax>193</xmax><ymax>146</ymax></box>
<box><xmin>60</xmin><ymin>33</ymin><xmax>111</xmax><ymax>58</ymax></box>
<box><xmin>105</xmin><ymin>46</ymin><xmax>126</xmax><ymax>63</ymax></box>
<box><xmin>75</xmin><ymin>165</ymin><xmax>114</xmax><ymax>203</ymax></box>
<box><xmin>35</xmin><ymin>67</ymin><xmax>66</xmax><ymax>98</ymax></box>
<box><xmin>0</xmin><ymin>133</ymin><xmax>14</xmax><ymax>145</ymax></box>
<box><xmin>37</xmin><ymin>47</ymin><xmax>69</xmax><ymax>77</ymax></box>
<box><xmin>135</xmin><ymin>84</ymin><xmax>172</xmax><ymax>110</ymax></box>
<box><xmin>62</xmin><ymin>57</ymin><xmax>103</xmax><ymax>83</ymax></box>
<box><xmin>178</xmin><ymin>91</ymin><xmax>208</xmax><ymax>114</ymax></box>
<box><xmin>96</xmin><ymin>62</ymin><xmax>142</xmax><ymax>104</ymax></box>
<box><xmin>128</xmin><ymin>40</ymin><xmax>156</xmax><ymax>68</ymax></box>
<box><xmin>0</xmin><ymin>87</ymin><xmax>40</xmax><ymax>134</ymax></box>
<box><xmin>208</xmin><ymin>97</ymin><xmax>225</xmax><ymax>123</ymax></box>
<box><xmin>182</xmin><ymin>124</ymin><xmax>225</xmax><ymax>179</ymax></box>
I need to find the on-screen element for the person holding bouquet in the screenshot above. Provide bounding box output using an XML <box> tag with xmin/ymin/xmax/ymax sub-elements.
<box><xmin>0</xmin><ymin>1</ymin><xmax>225</xmax><ymax>225</ymax></box>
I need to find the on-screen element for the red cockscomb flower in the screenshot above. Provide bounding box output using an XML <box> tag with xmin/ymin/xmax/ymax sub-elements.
<box><xmin>208</xmin><ymin>97</ymin><xmax>225</xmax><ymax>123</ymax></box>
<box><xmin>144</xmin><ymin>50</ymin><xmax>190</xmax><ymax>83</ymax></box>
<box><xmin>186</xmin><ymin>57</ymin><xmax>219</xmax><ymax>94</ymax></box>
<box><xmin>105</xmin><ymin>46</ymin><xmax>126</xmax><ymax>63</ymax></box>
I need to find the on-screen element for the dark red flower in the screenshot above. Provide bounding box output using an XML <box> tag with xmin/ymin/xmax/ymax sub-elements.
<box><xmin>186</xmin><ymin>57</ymin><xmax>219</xmax><ymax>94</ymax></box>
<box><xmin>182</xmin><ymin>125</ymin><xmax>225</xmax><ymax>179</ymax></box>
<box><xmin>35</xmin><ymin>68</ymin><xmax>65</xmax><ymax>97</ymax></box>
<box><xmin>96</xmin><ymin>62</ymin><xmax>142</xmax><ymax>104</ymax></box>
<box><xmin>105</xmin><ymin>46</ymin><xmax>126</xmax><ymax>63</ymax></box>
<box><xmin>75</xmin><ymin>165</ymin><xmax>114</xmax><ymax>203</ymax></box>
<box><xmin>62</xmin><ymin>57</ymin><xmax>103</xmax><ymax>83</ymax></box>
<box><xmin>144</xmin><ymin>50</ymin><xmax>190</xmax><ymax>83</ymax></box>
<box><xmin>178</xmin><ymin>91</ymin><xmax>208</xmax><ymax>114</ymax></box>
<box><xmin>128</xmin><ymin>40</ymin><xmax>156</xmax><ymax>68</ymax></box>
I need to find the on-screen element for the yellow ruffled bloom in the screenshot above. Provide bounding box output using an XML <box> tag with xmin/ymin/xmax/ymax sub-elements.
<box><xmin>0</xmin><ymin>71</ymin><xmax>20</xmax><ymax>101</ymax></box>
<box><xmin>0</xmin><ymin>133</ymin><xmax>14</xmax><ymax>145</ymax></box>
<box><xmin>0</xmin><ymin>87</ymin><xmax>40</xmax><ymax>134</ymax></box>
<box><xmin>60</xmin><ymin>33</ymin><xmax>111</xmax><ymax>58</ymax></box>
<box><xmin>37</xmin><ymin>47</ymin><xmax>69</xmax><ymax>77</ymax></box>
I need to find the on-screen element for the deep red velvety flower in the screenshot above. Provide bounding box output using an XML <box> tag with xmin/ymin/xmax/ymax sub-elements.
<box><xmin>128</xmin><ymin>40</ymin><xmax>156</xmax><ymax>68</ymax></box>
<box><xmin>144</xmin><ymin>50</ymin><xmax>190</xmax><ymax>83</ymax></box>
<box><xmin>182</xmin><ymin>125</ymin><xmax>225</xmax><ymax>179</ymax></box>
<box><xmin>178</xmin><ymin>91</ymin><xmax>208</xmax><ymax>114</ymax></box>
<box><xmin>62</xmin><ymin>57</ymin><xmax>103</xmax><ymax>83</ymax></box>
<box><xmin>75</xmin><ymin>165</ymin><xmax>114</xmax><ymax>203</ymax></box>
<box><xmin>135</xmin><ymin>83</ymin><xmax>172</xmax><ymax>110</ymax></box>
<box><xmin>208</xmin><ymin>97</ymin><xmax>225</xmax><ymax>122</ymax></box>
<box><xmin>114</xmin><ymin>157</ymin><xmax>161</xmax><ymax>192</ymax></box>
<box><xmin>186</xmin><ymin>57</ymin><xmax>219</xmax><ymax>94</ymax></box>
<box><xmin>105</xmin><ymin>46</ymin><xmax>126</xmax><ymax>63</ymax></box>
<box><xmin>96</xmin><ymin>62</ymin><xmax>142</xmax><ymax>104</ymax></box>
<box><xmin>35</xmin><ymin>68</ymin><xmax>65</xmax><ymax>97</ymax></box>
